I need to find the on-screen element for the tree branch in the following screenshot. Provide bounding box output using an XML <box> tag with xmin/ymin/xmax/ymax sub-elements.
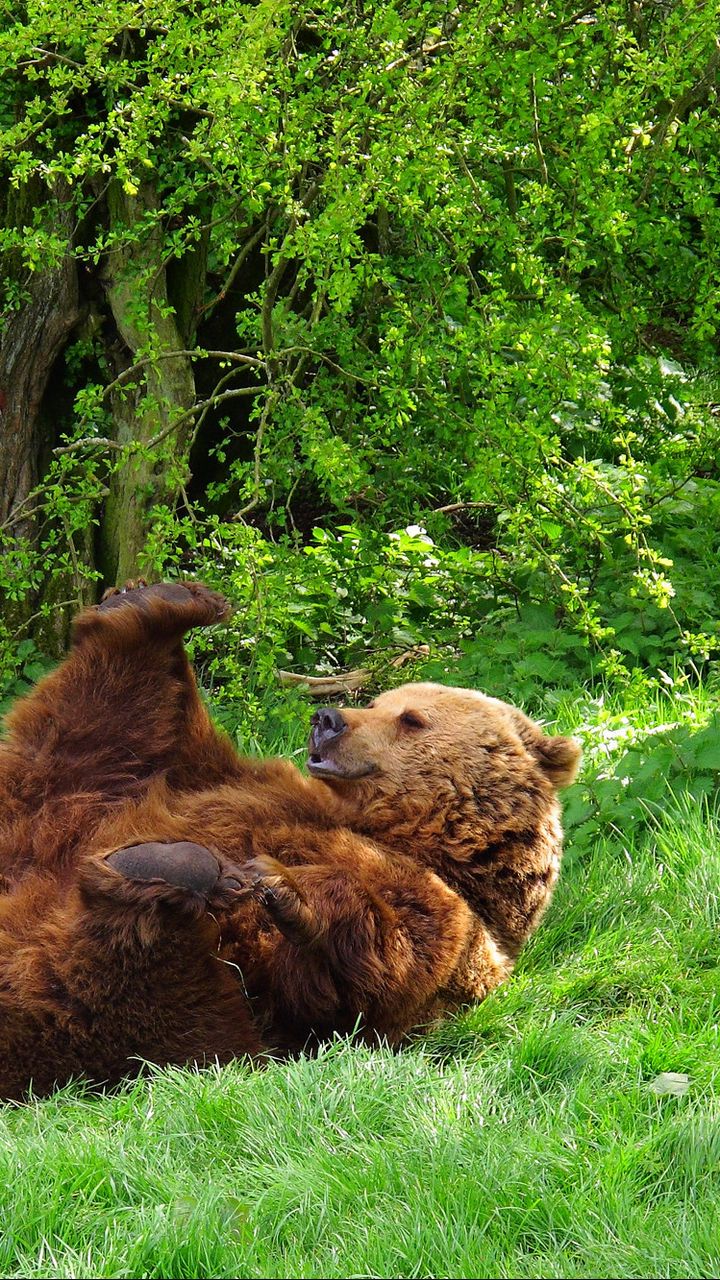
<box><xmin>233</xmin><ymin>393</ymin><xmax>277</xmax><ymax>519</ymax></box>
<box><xmin>102</xmin><ymin>349</ymin><xmax>265</xmax><ymax>400</ymax></box>
<box><xmin>201</xmin><ymin>223</ymin><xmax>269</xmax><ymax>319</ymax></box>
<box><xmin>635</xmin><ymin>39</ymin><xmax>720</xmax><ymax>203</ymax></box>
<box><xmin>502</xmin><ymin>156</ymin><xmax>518</xmax><ymax>216</ymax></box>
<box><xmin>530</xmin><ymin>74</ymin><xmax>549</xmax><ymax>186</ymax></box>
<box><xmin>433</xmin><ymin>501</ymin><xmax>495</xmax><ymax>515</ymax></box>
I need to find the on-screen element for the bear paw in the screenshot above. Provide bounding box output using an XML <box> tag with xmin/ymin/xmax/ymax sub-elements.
<box><xmin>104</xmin><ymin>841</ymin><xmax>250</xmax><ymax>910</ymax></box>
<box><xmin>97</xmin><ymin>581</ymin><xmax>230</xmax><ymax>628</ymax></box>
<box><xmin>242</xmin><ymin>855</ymin><xmax>322</xmax><ymax>946</ymax></box>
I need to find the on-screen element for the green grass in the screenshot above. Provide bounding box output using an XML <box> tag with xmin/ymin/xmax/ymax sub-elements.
<box><xmin>1</xmin><ymin>686</ymin><xmax>719</xmax><ymax>1279</ymax></box>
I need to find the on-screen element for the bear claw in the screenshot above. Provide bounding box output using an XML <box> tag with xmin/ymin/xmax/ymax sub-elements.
<box><xmin>241</xmin><ymin>855</ymin><xmax>321</xmax><ymax>945</ymax></box>
<box><xmin>100</xmin><ymin>579</ymin><xmax>148</xmax><ymax>603</ymax></box>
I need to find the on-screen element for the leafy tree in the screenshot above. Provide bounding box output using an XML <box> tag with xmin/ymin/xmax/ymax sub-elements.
<box><xmin>1</xmin><ymin>0</ymin><xmax>719</xmax><ymax>694</ymax></box>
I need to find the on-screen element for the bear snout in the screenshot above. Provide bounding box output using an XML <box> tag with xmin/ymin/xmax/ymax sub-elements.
<box><xmin>310</xmin><ymin>707</ymin><xmax>348</xmax><ymax>752</ymax></box>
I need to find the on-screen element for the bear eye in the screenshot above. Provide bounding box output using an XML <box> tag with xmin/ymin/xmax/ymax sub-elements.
<box><xmin>399</xmin><ymin>710</ymin><xmax>427</xmax><ymax>731</ymax></box>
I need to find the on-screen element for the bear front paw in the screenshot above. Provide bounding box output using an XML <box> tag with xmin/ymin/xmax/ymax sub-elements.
<box><xmin>107</xmin><ymin>841</ymin><xmax>223</xmax><ymax>893</ymax></box>
<box><xmin>242</xmin><ymin>855</ymin><xmax>322</xmax><ymax>946</ymax></box>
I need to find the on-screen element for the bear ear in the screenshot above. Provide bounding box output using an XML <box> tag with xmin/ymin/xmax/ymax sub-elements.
<box><xmin>508</xmin><ymin>710</ymin><xmax>582</xmax><ymax>788</ymax></box>
<box><xmin>532</xmin><ymin>733</ymin><xmax>582</xmax><ymax>788</ymax></box>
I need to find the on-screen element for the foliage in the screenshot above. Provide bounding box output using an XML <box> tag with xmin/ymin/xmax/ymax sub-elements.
<box><xmin>1</xmin><ymin>0</ymin><xmax>720</xmax><ymax>688</ymax></box>
<box><xmin>555</xmin><ymin>679</ymin><xmax>720</xmax><ymax>859</ymax></box>
<box><xmin>0</xmin><ymin>639</ymin><xmax>53</xmax><ymax>721</ymax></box>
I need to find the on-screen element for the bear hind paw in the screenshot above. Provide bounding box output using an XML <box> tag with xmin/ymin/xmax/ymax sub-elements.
<box><xmin>101</xmin><ymin>841</ymin><xmax>251</xmax><ymax>910</ymax></box>
<box><xmin>82</xmin><ymin>582</ymin><xmax>231</xmax><ymax>643</ymax></box>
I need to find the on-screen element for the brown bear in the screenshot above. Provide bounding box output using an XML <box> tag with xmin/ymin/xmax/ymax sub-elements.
<box><xmin>0</xmin><ymin>582</ymin><xmax>580</xmax><ymax>1100</ymax></box>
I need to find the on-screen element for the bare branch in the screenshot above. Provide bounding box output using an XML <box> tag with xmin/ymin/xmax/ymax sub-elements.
<box><xmin>278</xmin><ymin>646</ymin><xmax>430</xmax><ymax>695</ymax></box>
<box><xmin>145</xmin><ymin>386</ymin><xmax>262</xmax><ymax>452</ymax></box>
<box><xmin>52</xmin><ymin>436</ymin><xmax>125</xmax><ymax>456</ymax></box>
<box><xmin>279</xmin><ymin>344</ymin><xmax>372</xmax><ymax>383</ymax></box>
<box><xmin>202</xmin><ymin>223</ymin><xmax>269</xmax><ymax>320</ymax></box>
<box><xmin>433</xmin><ymin>501</ymin><xmax>495</xmax><ymax>515</ymax></box>
<box><xmin>234</xmin><ymin>393</ymin><xmax>277</xmax><ymax>519</ymax></box>
<box><xmin>102</xmin><ymin>349</ymin><xmax>265</xmax><ymax>401</ymax></box>
<box><xmin>278</xmin><ymin>668</ymin><xmax>372</xmax><ymax>695</ymax></box>
<box><xmin>530</xmin><ymin>74</ymin><xmax>549</xmax><ymax>186</ymax></box>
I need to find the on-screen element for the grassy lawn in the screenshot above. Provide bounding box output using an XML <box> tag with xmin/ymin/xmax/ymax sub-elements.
<box><xmin>1</xmin><ymin>684</ymin><xmax>719</xmax><ymax>1279</ymax></box>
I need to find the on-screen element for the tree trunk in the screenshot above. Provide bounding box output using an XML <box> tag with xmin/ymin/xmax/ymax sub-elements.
<box><xmin>0</xmin><ymin>180</ymin><xmax>87</xmax><ymax>651</ymax></box>
<box><xmin>99</xmin><ymin>184</ymin><xmax>201</xmax><ymax>585</ymax></box>
<box><xmin>0</xmin><ymin>182</ymin><xmax>80</xmax><ymax>536</ymax></box>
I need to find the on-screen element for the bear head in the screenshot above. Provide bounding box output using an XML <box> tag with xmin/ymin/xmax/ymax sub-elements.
<box><xmin>307</xmin><ymin>682</ymin><xmax>581</xmax><ymax>869</ymax></box>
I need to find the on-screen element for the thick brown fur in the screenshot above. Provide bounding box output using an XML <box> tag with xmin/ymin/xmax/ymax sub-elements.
<box><xmin>0</xmin><ymin>582</ymin><xmax>580</xmax><ymax>1100</ymax></box>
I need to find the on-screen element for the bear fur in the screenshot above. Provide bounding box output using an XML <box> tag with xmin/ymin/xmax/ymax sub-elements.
<box><xmin>0</xmin><ymin>582</ymin><xmax>580</xmax><ymax>1100</ymax></box>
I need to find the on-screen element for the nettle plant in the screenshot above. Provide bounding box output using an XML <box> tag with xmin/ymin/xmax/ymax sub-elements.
<box><xmin>558</xmin><ymin>682</ymin><xmax>720</xmax><ymax>859</ymax></box>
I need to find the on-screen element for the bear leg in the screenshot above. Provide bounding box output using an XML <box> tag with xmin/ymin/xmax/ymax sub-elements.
<box><xmin>0</xmin><ymin>857</ymin><xmax>265</xmax><ymax>1101</ymax></box>
<box><xmin>0</xmin><ymin>581</ymin><xmax>242</xmax><ymax>838</ymax></box>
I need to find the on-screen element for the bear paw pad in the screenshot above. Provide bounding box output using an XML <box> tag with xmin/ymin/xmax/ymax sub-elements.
<box><xmin>107</xmin><ymin>841</ymin><xmax>224</xmax><ymax>895</ymax></box>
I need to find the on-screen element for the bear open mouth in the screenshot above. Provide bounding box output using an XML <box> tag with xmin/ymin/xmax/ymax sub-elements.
<box><xmin>306</xmin><ymin>754</ymin><xmax>376</xmax><ymax>780</ymax></box>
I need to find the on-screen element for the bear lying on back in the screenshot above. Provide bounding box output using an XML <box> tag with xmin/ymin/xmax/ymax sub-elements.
<box><xmin>0</xmin><ymin>582</ymin><xmax>580</xmax><ymax>1100</ymax></box>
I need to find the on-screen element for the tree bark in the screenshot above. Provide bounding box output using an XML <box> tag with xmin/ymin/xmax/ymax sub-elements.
<box><xmin>0</xmin><ymin>182</ymin><xmax>80</xmax><ymax>536</ymax></box>
<box><xmin>99</xmin><ymin>183</ymin><xmax>201</xmax><ymax>585</ymax></box>
<box><xmin>0</xmin><ymin>180</ymin><xmax>87</xmax><ymax>652</ymax></box>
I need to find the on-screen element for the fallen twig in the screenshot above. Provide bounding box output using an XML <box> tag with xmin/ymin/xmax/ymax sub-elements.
<box><xmin>278</xmin><ymin>668</ymin><xmax>371</xmax><ymax>696</ymax></box>
<box><xmin>277</xmin><ymin>646</ymin><xmax>430</xmax><ymax>697</ymax></box>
